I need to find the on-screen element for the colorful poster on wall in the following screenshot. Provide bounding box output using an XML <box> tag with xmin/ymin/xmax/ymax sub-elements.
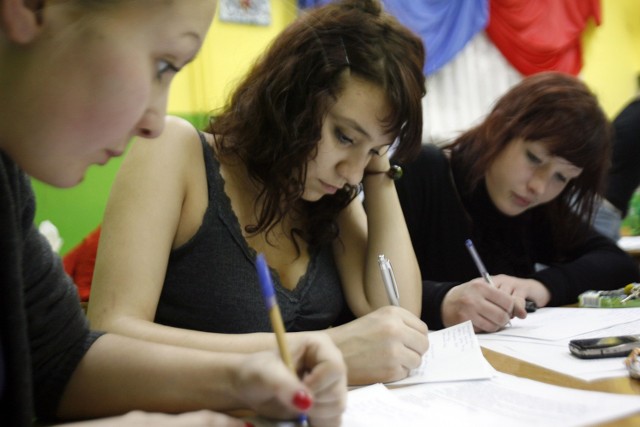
<box><xmin>220</xmin><ymin>0</ymin><xmax>271</xmax><ymax>26</ymax></box>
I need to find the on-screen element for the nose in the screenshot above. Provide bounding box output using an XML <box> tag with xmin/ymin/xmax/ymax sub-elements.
<box><xmin>527</xmin><ymin>170</ymin><xmax>549</xmax><ymax>196</ymax></box>
<box><xmin>337</xmin><ymin>153</ymin><xmax>368</xmax><ymax>186</ymax></box>
<box><xmin>135</xmin><ymin>91</ymin><xmax>169</xmax><ymax>139</ymax></box>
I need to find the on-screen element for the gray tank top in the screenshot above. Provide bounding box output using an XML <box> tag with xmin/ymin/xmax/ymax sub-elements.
<box><xmin>154</xmin><ymin>131</ymin><xmax>346</xmax><ymax>333</ymax></box>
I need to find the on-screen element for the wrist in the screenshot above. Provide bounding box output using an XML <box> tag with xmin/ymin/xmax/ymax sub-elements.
<box><xmin>362</xmin><ymin>164</ymin><xmax>403</xmax><ymax>181</ymax></box>
<box><xmin>206</xmin><ymin>353</ymin><xmax>249</xmax><ymax>410</ymax></box>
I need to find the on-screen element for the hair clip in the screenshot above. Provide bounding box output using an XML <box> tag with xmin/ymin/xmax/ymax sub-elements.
<box><xmin>340</xmin><ymin>37</ymin><xmax>350</xmax><ymax>66</ymax></box>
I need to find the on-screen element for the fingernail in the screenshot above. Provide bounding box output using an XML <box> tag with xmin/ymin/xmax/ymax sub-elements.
<box><xmin>245</xmin><ymin>423</ymin><xmax>255</xmax><ymax>427</ymax></box>
<box><xmin>292</xmin><ymin>390</ymin><xmax>313</xmax><ymax>411</ymax></box>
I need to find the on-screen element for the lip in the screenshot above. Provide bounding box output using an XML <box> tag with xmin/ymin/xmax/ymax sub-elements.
<box><xmin>320</xmin><ymin>180</ymin><xmax>340</xmax><ymax>195</ymax></box>
<box><xmin>106</xmin><ymin>149</ymin><xmax>124</xmax><ymax>159</ymax></box>
<box><xmin>96</xmin><ymin>149</ymin><xmax>124</xmax><ymax>166</ymax></box>
<box><xmin>511</xmin><ymin>192</ymin><xmax>532</xmax><ymax>208</ymax></box>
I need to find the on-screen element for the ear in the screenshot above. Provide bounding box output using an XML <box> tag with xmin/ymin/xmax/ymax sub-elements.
<box><xmin>0</xmin><ymin>0</ymin><xmax>42</xmax><ymax>44</ymax></box>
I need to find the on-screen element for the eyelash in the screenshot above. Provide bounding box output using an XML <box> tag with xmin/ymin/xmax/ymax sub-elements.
<box><xmin>156</xmin><ymin>60</ymin><xmax>181</xmax><ymax>80</ymax></box>
<box><xmin>555</xmin><ymin>173</ymin><xmax>568</xmax><ymax>183</ymax></box>
<box><xmin>333</xmin><ymin>127</ymin><xmax>388</xmax><ymax>157</ymax></box>
<box><xmin>335</xmin><ymin>128</ymin><xmax>354</xmax><ymax>146</ymax></box>
<box><xmin>370</xmin><ymin>147</ymin><xmax>383</xmax><ymax>156</ymax></box>
<box><xmin>526</xmin><ymin>151</ymin><xmax>541</xmax><ymax>164</ymax></box>
<box><xmin>527</xmin><ymin>151</ymin><xmax>569</xmax><ymax>183</ymax></box>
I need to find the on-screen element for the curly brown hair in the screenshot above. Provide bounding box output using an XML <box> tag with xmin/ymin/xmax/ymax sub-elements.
<box><xmin>207</xmin><ymin>0</ymin><xmax>426</xmax><ymax>248</ymax></box>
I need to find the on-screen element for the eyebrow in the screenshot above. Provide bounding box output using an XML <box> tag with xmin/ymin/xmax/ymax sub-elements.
<box><xmin>185</xmin><ymin>31</ymin><xmax>202</xmax><ymax>43</ymax></box>
<box><xmin>174</xmin><ymin>32</ymin><xmax>203</xmax><ymax>66</ymax></box>
<box><xmin>552</xmin><ymin>156</ymin><xmax>581</xmax><ymax>170</ymax></box>
<box><xmin>183</xmin><ymin>30</ymin><xmax>203</xmax><ymax>48</ymax></box>
<box><xmin>336</xmin><ymin>116</ymin><xmax>372</xmax><ymax>140</ymax></box>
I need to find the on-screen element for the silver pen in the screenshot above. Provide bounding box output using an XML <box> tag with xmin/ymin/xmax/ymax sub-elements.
<box><xmin>378</xmin><ymin>254</ymin><xmax>400</xmax><ymax>306</ymax></box>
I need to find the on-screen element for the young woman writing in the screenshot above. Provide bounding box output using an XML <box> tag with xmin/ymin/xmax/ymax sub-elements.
<box><xmin>88</xmin><ymin>0</ymin><xmax>429</xmax><ymax>386</ymax></box>
<box><xmin>0</xmin><ymin>1</ymin><xmax>346</xmax><ymax>425</ymax></box>
<box><xmin>396</xmin><ymin>72</ymin><xmax>640</xmax><ymax>333</ymax></box>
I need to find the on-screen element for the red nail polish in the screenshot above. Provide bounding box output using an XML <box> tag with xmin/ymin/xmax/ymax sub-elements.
<box><xmin>245</xmin><ymin>423</ymin><xmax>255</xmax><ymax>427</ymax></box>
<box><xmin>292</xmin><ymin>390</ymin><xmax>313</xmax><ymax>411</ymax></box>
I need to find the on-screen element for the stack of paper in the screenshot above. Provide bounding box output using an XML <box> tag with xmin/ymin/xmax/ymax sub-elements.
<box><xmin>343</xmin><ymin>372</ymin><xmax>640</xmax><ymax>427</ymax></box>
<box><xmin>389</xmin><ymin>320</ymin><xmax>493</xmax><ymax>385</ymax></box>
<box><xmin>478</xmin><ymin>307</ymin><xmax>640</xmax><ymax>381</ymax></box>
<box><xmin>249</xmin><ymin>316</ymin><xmax>640</xmax><ymax>426</ymax></box>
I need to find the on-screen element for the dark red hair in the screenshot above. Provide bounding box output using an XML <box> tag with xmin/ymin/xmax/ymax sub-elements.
<box><xmin>449</xmin><ymin>71</ymin><xmax>612</xmax><ymax>249</ymax></box>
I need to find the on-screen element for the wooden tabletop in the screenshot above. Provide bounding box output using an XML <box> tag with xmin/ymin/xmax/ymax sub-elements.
<box><xmin>482</xmin><ymin>347</ymin><xmax>640</xmax><ymax>426</ymax></box>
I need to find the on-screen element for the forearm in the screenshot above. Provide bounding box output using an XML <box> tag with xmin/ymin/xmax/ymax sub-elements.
<box><xmin>361</xmin><ymin>173</ymin><xmax>422</xmax><ymax>315</ymax></box>
<box><xmin>57</xmin><ymin>334</ymin><xmax>248</xmax><ymax>420</ymax></box>
<box><xmin>533</xmin><ymin>233</ymin><xmax>640</xmax><ymax>306</ymax></box>
<box><xmin>93</xmin><ymin>313</ymin><xmax>278</xmax><ymax>354</ymax></box>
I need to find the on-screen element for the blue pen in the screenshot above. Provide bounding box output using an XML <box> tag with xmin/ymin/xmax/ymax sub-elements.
<box><xmin>464</xmin><ymin>239</ymin><xmax>512</xmax><ymax>327</ymax></box>
<box><xmin>256</xmin><ymin>253</ymin><xmax>309</xmax><ymax>426</ymax></box>
<box><xmin>464</xmin><ymin>239</ymin><xmax>496</xmax><ymax>287</ymax></box>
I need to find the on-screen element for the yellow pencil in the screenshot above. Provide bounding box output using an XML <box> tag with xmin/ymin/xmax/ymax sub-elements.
<box><xmin>256</xmin><ymin>253</ymin><xmax>308</xmax><ymax>426</ymax></box>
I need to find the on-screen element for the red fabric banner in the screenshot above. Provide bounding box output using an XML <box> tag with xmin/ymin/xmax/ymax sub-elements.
<box><xmin>487</xmin><ymin>0</ymin><xmax>601</xmax><ymax>76</ymax></box>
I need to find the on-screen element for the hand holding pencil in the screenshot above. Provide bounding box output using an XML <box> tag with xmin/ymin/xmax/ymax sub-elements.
<box><xmin>464</xmin><ymin>239</ymin><xmax>512</xmax><ymax>328</ymax></box>
<box><xmin>439</xmin><ymin>240</ymin><xmax>526</xmax><ymax>332</ymax></box>
<box><xmin>255</xmin><ymin>253</ymin><xmax>347</xmax><ymax>427</ymax></box>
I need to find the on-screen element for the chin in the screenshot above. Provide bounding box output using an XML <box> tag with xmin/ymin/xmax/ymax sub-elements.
<box><xmin>56</xmin><ymin>165</ymin><xmax>89</xmax><ymax>188</ymax></box>
<box><xmin>505</xmin><ymin>206</ymin><xmax>527</xmax><ymax>217</ymax></box>
<box><xmin>29</xmin><ymin>167</ymin><xmax>84</xmax><ymax>189</ymax></box>
<box><xmin>496</xmin><ymin>202</ymin><xmax>521</xmax><ymax>217</ymax></box>
<box><xmin>302</xmin><ymin>194</ymin><xmax>322</xmax><ymax>202</ymax></box>
<box><xmin>56</xmin><ymin>175</ymin><xmax>85</xmax><ymax>188</ymax></box>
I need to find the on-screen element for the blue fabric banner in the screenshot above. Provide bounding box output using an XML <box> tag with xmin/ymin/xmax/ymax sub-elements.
<box><xmin>298</xmin><ymin>0</ymin><xmax>489</xmax><ymax>75</ymax></box>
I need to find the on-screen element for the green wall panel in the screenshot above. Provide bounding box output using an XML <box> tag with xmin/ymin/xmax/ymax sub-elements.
<box><xmin>32</xmin><ymin>113</ymin><xmax>209</xmax><ymax>255</ymax></box>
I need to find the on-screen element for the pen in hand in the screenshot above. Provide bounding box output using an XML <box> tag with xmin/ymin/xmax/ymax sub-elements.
<box><xmin>464</xmin><ymin>239</ymin><xmax>512</xmax><ymax>327</ymax></box>
<box><xmin>464</xmin><ymin>239</ymin><xmax>495</xmax><ymax>287</ymax></box>
<box><xmin>378</xmin><ymin>254</ymin><xmax>400</xmax><ymax>306</ymax></box>
<box><xmin>256</xmin><ymin>253</ymin><xmax>309</xmax><ymax>426</ymax></box>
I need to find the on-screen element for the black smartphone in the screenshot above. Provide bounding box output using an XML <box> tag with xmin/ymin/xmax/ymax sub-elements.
<box><xmin>569</xmin><ymin>335</ymin><xmax>640</xmax><ymax>359</ymax></box>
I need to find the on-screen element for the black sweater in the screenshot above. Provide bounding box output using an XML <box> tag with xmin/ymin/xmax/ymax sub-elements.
<box><xmin>606</xmin><ymin>99</ymin><xmax>640</xmax><ymax>216</ymax></box>
<box><xmin>396</xmin><ymin>144</ymin><xmax>640</xmax><ymax>330</ymax></box>
<box><xmin>0</xmin><ymin>151</ymin><xmax>102</xmax><ymax>426</ymax></box>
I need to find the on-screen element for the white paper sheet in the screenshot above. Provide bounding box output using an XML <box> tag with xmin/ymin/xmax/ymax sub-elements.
<box><xmin>618</xmin><ymin>235</ymin><xmax>640</xmax><ymax>251</ymax></box>
<box><xmin>479</xmin><ymin>315</ymin><xmax>640</xmax><ymax>381</ymax></box>
<box><xmin>250</xmin><ymin>372</ymin><xmax>640</xmax><ymax>427</ymax></box>
<box><xmin>491</xmin><ymin>307</ymin><xmax>640</xmax><ymax>340</ymax></box>
<box><xmin>388</xmin><ymin>371</ymin><xmax>640</xmax><ymax>427</ymax></box>
<box><xmin>341</xmin><ymin>383</ymin><xmax>450</xmax><ymax>427</ymax></box>
<box><xmin>389</xmin><ymin>320</ymin><xmax>494</xmax><ymax>385</ymax></box>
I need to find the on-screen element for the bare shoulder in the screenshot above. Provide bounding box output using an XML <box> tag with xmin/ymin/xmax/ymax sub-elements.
<box><xmin>150</xmin><ymin>115</ymin><xmax>204</xmax><ymax>154</ymax></box>
<box><xmin>115</xmin><ymin>117</ymin><xmax>209</xmax><ymax>192</ymax></box>
<box><xmin>126</xmin><ymin>116</ymin><xmax>207</xmax><ymax>166</ymax></box>
<box><xmin>161</xmin><ymin>115</ymin><xmax>203</xmax><ymax>141</ymax></box>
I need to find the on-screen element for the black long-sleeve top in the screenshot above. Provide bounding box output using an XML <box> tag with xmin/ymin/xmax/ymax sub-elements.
<box><xmin>606</xmin><ymin>98</ymin><xmax>640</xmax><ymax>216</ymax></box>
<box><xmin>0</xmin><ymin>150</ymin><xmax>102</xmax><ymax>426</ymax></box>
<box><xmin>396</xmin><ymin>144</ymin><xmax>640</xmax><ymax>330</ymax></box>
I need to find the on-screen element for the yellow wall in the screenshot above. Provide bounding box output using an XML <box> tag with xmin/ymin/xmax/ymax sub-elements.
<box><xmin>581</xmin><ymin>0</ymin><xmax>640</xmax><ymax>118</ymax></box>
<box><xmin>169</xmin><ymin>0</ymin><xmax>640</xmax><ymax>120</ymax></box>
<box><xmin>167</xmin><ymin>0</ymin><xmax>298</xmax><ymax>116</ymax></box>
<box><xmin>35</xmin><ymin>0</ymin><xmax>640</xmax><ymax>255</ymax></box>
